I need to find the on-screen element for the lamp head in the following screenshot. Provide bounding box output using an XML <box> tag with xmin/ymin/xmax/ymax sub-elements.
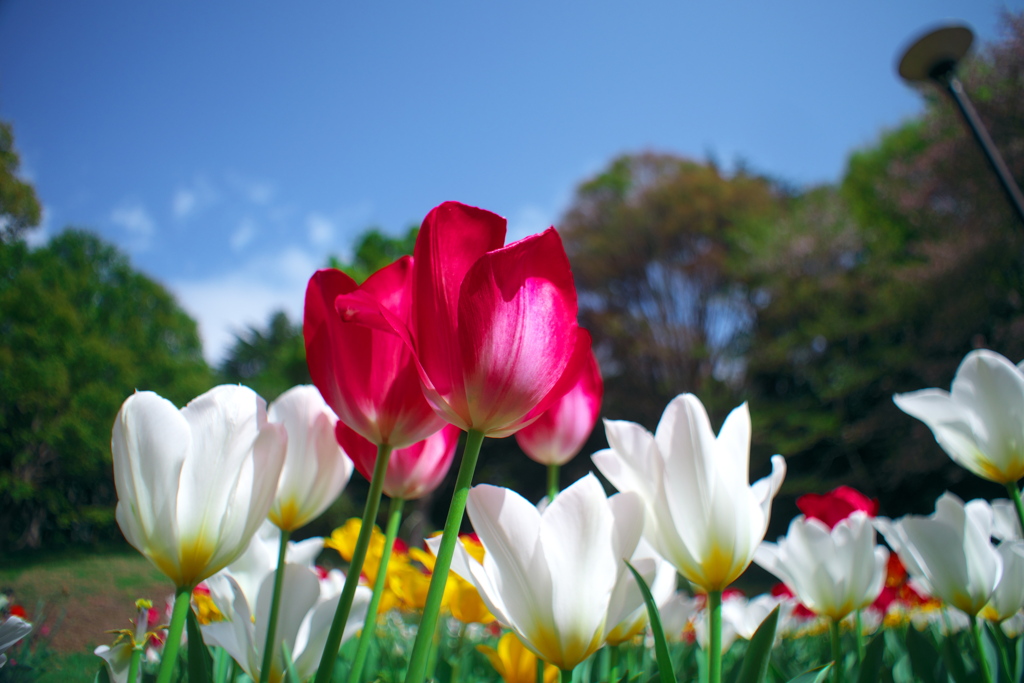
<box><xmin>898</xmin><ymin>24</ymin><xmax>974</xmax><ymax>83</ymax></box>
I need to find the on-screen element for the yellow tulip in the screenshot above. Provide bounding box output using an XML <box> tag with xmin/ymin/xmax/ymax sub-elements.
<box><xmin>477</xmin><ymin>632</ymin><xmax>559</xmax><ymax>683</ymax></box>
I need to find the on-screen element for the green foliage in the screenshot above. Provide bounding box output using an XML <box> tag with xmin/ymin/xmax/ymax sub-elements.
<box><xmin>328</xmin><ymin>226</ymin><xmax>418</xmax><ymax>284</ymax></box>
<box><xmin>0</xmin><ymin>122</ymin><xmax>41</xmax><ymax>244</ymax></box>
<box><xmin>560</xmin><ymin>152</ymin><xmax>784</xmax><ymax>428</ymax></box>
<box><xmin>217</xmin><ymin>311</ymin><xmax>309</xmax><ymax>403</ymax></box>
<box><xmin>556</xmin><ymin>13</ymin><xmax>1024</xmax><ymax>525</ymax></box>
<box><xmin>0</xmin><ymin>231</ymin><xmax>213</xmax><ymax>549</ymax></box>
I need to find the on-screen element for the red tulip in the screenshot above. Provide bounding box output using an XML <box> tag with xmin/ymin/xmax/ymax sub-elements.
<box><xmin>514</xmin><ymin>330</ymin><xmax>603</xmax><ymax>465</ymax></box>
<box><xmin>795</xmin><ymin>485</ymin><xmax>879</xmax><ymax>530</ymax></box>
<box><xmin>303</xmin><ymin>257</ymin><xmax>445</xmax><ymax>449</ymax></box>
<box><xmin>338</xmin><ymin>201</ymin><xmax>580</xmax><ymax>437</ymax></box>
<box><xmin>335</xmin><ymin>422</ymin><xmax>461</xmax><ymax>500</ymax></box>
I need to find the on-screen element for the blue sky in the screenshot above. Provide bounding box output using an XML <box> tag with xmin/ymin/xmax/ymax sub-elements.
<box><xmin>0</xmin><ymin>1</ymin><xmax>1019</xmax><ymax>363</ymax></box>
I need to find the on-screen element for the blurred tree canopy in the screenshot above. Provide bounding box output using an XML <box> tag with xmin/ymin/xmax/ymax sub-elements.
<box><xmin>218</xmin><ymin>310</ymin><xmax>309</xmax><ymax>403</ymax></box>
<box><xmin>0</xmin><ymin>122</ymin><xmax>42</xmax><ymax>243</ymax></box>
<box><xmin>5</xmin><ymin>15</ymin><xmax>1024</xmax><ymax>553</ymax></box>
<box><xmin>327</xmin><ymin>225</ymin><xmax>418</xmax><ymax>284</ymax></box>
<box><xmin>0</xmin><ymin>231</ymin><xmax>212</xmax><ymax>550</ymax></box>
<box><xmin>560</xmin><ymin>12</ymin><xmax>1024</xmax><ymax>522</ymax></box>
<box><xmin>561</xmin><ymin>153</ymin><xmax>784</xmax><ymax>425</ymax></box>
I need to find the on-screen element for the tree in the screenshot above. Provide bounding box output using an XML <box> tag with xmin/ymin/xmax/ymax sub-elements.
<box><xmin>0</xmin><ymin>122</ymin><xmax>42</xmax><ymax>243</ymax></box>
<box><xmin>328</xmin><ymin>225</ymin><xmax>418</xmax><ymax>284</ymax></box>
<box><xmin>559</xmin><ymin>153</ymin><xmax>784</xmax><ymax>427</ymax></box>
<box><xmin>218</xmin><ymin>310</ymin><xmax>309</xmax><ymax>403</ymax></box>
<box><xmin>740</xmin><ymin>11</ymin><xmax>1024</xmax><ymax>517</ymax></box>
<box><xmin>0</xmin><ymin>231</ymin><xmax>213</xmax><ymax>549</ymax></box>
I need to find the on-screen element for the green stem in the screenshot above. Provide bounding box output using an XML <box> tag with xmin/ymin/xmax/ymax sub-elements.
<box><xmin>830</xmin><ymin>619</ymin><xmax>842</xmax><ymax>683</ymax></box>
<box><xmin>854</xmin><ymin>609</ymin><xmax>864</xmax><ymax>666</ymax></box>
<box><xmin>126</xmin><ymin>646</ymin><xmax>143</xmax><ymax>683</ymax></box>
<box><xmin>547</xmin><ymin>463</ymin><xmax>559</xmax><ymax>503</ymax></box>
<box><xmin>259</xmin><ymin>528</ymin><xmax>291</xmax><ymax>683</ymax></box>
<box><xmin>404</xmin><ymin>429</ymin><xmax>485</xmax><ymax>683</ymax></box>
<box><xmin>449</xmin><ymin>622</ymin><xmax>466</xmax><ymax>683</ymax></box>
<box><xmin>708</xmin><ymin>590</ymin><xmax>722</xmax><ymax>683</ymax></box>
<box><xmin>537</xmin><ymin>657</ymin><xmax>546</xmax><ymax>683</ymax></box>
<box><xmin>348</xmin><ymin>496</ymin><xmax>406</xmax><ymax>683</ymax></box>
<box><xmin>155</xmin><ymin>585</ymin><xmax>192</xmax><ymax>683</ymax></box>
<box><xmin>313</xmin><ymin>443</ymin><xmax>394</xmax><ymax>683</ymax></box>
<box><xmin>426</xmin><ymin>622</ymin><xmax>441</xmax><ymax>683</ymax></box>
<box><xmin>560</xmin><ymin>666</ymin><xmax>574</xmax><ymax>683</ymax></box>
<box><xmin>598</xmin><ymin>646</ymin><xmax>610</xmax><ymax>683</ymax></box>
<box><xmin>609</xmin><ymin>644</ymin><xmax>620</xmax><ymax>682</ymax></box>
<box><xmin>1006</xmin><ymin>483</ymin><xmax>1024</xmax><ymax>539</ymax></box>
<box><xmin>971</xmin><ymin>615</ymin><xmax>994</xmax><ymax>683</ymax></box>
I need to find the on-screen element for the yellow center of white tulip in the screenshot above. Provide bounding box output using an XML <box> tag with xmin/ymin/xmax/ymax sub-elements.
<box><xmin>270</xmin><ymin>499</ymin><xmax>302</xmax><ymax>532</ymax></box>
<box><xmin>150</xmin><ymin>535</ymin><xmax>216</xmax><ymax>588</ymax></box>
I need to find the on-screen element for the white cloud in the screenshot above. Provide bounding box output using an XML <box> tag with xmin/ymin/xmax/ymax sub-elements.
<box><xmin>172</xmin><ymin>188</ymin><xmax>193</xmax><ymax>218</ymax></box>
<box><xmin>227</xmin><ymin>173</ymin><xmax>276</xmax><ymax>206</ymax></box>
<box><xmin>169</xmin><ymin>246</ymin><xmax>321</xmax><ymax>365</ymax></box>
<box><xmin>173</xmin><ymin>189</ymin><xmax>196</xmax><ymax>218</ymax></box>
<box><xmin>307</xmin><ymin>212</ymin><xmax>335</xmax><ymax>247</ymax></box>
<box><xmin>172</xmin><ymin>176</ymin><xmax>219</xmax><ymax>219</ymax></box>
<box><xmin>110</xmin><ymin>200</ymin><xmax>156</xmax><ymax>251</ymax></box>
<box><xmin>230</xmin><ymin>218</ymin><xmax>257</xmax><ymax>251</ymax></box>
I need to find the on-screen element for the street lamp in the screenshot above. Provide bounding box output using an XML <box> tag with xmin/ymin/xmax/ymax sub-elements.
<box><xmin>898</xmin><ymin>24</ymin><xmax>1024</xmax><ymax>226</ymax></box>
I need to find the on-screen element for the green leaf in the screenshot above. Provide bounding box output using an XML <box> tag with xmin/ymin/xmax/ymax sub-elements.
<box><xmin>734</xmin><ymin>605</ymin><xmax>780</xmax><ymax>683</ymax></box>
<box><xmin>186</xmin><ymin>606</ymin><xmax>213</xmax><ymax>683</ymax></box>
<box><xmin>1015</xmin><ymin>633</ymin><xmax>1023</xmax><ymax>683</ymax></box>
<box><xmin>785</xmin><ymin>663</ymin><xmax>833</xmax><ymax>683</ymax></box>
<box><xmin>93</xmin><ymin>664</ymin><xmax>112</xmax><ymax>683</ymax></box>
<box><xmin>211</xmin><ymin>646</ymin><xmax>234</xmax><ymax>683</ymax></box>
<box><xmin>905</xmin><ymin>624</ymin><xmax>938</xmax><ymax>683</ymax></box>
<box><xmin>281</xmin><ymin>640</ymin><xmax>301</xmax><ymax>683</ymax></box>
<box><xmin>939</xmin><ymin>632</ymin><xmax>971</xmax><ymax>683</ymax></box>
<box><xmin>986</xmin><ymin>620</ymin><xmax>1015</xmax><ymax>683</ymax></box>
<box><xmin>857</xmin><ymin>632</ymin><xmax>885</xmax><ymax>683</ymax></box>
<box><xmin>625</xmin><ymin>560</ymin><xmax>675</xmax><ymax>683</ymax></box>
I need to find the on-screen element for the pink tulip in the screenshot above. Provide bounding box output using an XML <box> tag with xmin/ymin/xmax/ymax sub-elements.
<box><xmin>514</xmin><ymin>330</ymin><xmax>603</xmax><ymax>465</ymax></box>
<box><xmin>338</xmin><ymin>201</ymin><xmax>580</xmax><ymax>437</ymax></box>
<box><xmin>336</xmin><ymin>422</ymin><xmax>461</xmax><ymax>500</ymax></box>
<box><xmin>303</xmin><ymin>257</ymin><xmax>445</xmax><ymax>449</ymax></box>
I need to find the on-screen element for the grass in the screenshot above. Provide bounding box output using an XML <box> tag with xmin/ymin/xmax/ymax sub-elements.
<box><xmin>0</xmin><ymin>545</ymin><xmax>172</xmax><ymax>682</ymax></box>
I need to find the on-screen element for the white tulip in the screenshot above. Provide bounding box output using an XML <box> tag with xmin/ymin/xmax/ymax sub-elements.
<box><xmin>207</xmin><ymin>520</ymin><xmax>325</xmax><ymax>610</ymax></box>
<box><xmin>202</xmin><ymin>564</ymin><xmax>368</xmax><ymax>683</ymax></box>
<box><xmin>754</xmin><ymin>512</ymin><xmax>888</xmax><ymax>621</ymax></box>
<box><xmin>983</xmin><ymin>541</ymin><xmax>1024</xmax><ymax>623</ymax></box>
<box><xmin>876</xmin><ymin>493</ymin><xmax>1002</xmax><ymax>617</ymax></box>
<box><xmin>447</xmin><ymin>474</ymin><xmax>643</xmax><ymax>671</ymax></box>
<box><xmin>593</xmin><ymin>393</ymin><xmax>786</xmax><ymax>592</ymax></box>
<box><xmin>0</xmin><ymin>616</ymin><xmax>31</xmax><ymax>668</ymax></box>
<box><xmin>267</xmin><ymin>386</ymin><xmax>353</xmax><ymax>532</ymax></box>
<box><xmin>112</xmin><ymin>385</ymin><xmax>287</xmax><ymax>588</ymax></box>
<box><xmin>992</xmin><ymin>499</ymin><xmax>1022</xmax><ymax>541</ymax></box>
<box><xmin>604</xmin><ymin>538</ymin><xmax>677</xmax><ymax>646</ymax></box>
<box><xmin>894</xmin><ymin>349</ymin><xmax>1024</xmax><ymax>484</ymax></box>
<box><xmin>658</xmin><ymin>592</ymin><xmax>703</xmax><ymax>641</ymax></box>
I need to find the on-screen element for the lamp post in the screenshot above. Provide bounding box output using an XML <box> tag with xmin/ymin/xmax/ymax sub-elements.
<box><xmin>898</xmin><ymin>24</ymin><xmax>1024</xmax><ymax>227</ymax></box>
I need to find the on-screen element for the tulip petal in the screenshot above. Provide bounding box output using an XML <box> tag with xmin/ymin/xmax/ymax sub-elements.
<box><xmin>467</xmin><ymin>484</ymin><xmax>550</xmax><ymax>644</ymax></box>
<box><xmin>112</xmin><ymin>391</ymin><xmax>190</xmax><ymax>568</ymax></box>
<box><xmin>254</xmin><ymin>564</ymin><xmax>320</xmax><ymax>679</ymax></box>
<box><xmin>456</xmin><ymin>228</ymin><xmax>579</xmax><ymax>436</ymax></box>
<box><xmin>412</xmin><ymin>202</ymin><xmax>506</xmax><ymax>408</ymax></box>
<box><xmin>305</xmin><ymin>263</ymin><xmax>444</xmax><ymax>448</ymax></box>
<box><xmin>540</xmin><ymin>475</ymin><xmax>626</xmax><ymax>666</ymax></box>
